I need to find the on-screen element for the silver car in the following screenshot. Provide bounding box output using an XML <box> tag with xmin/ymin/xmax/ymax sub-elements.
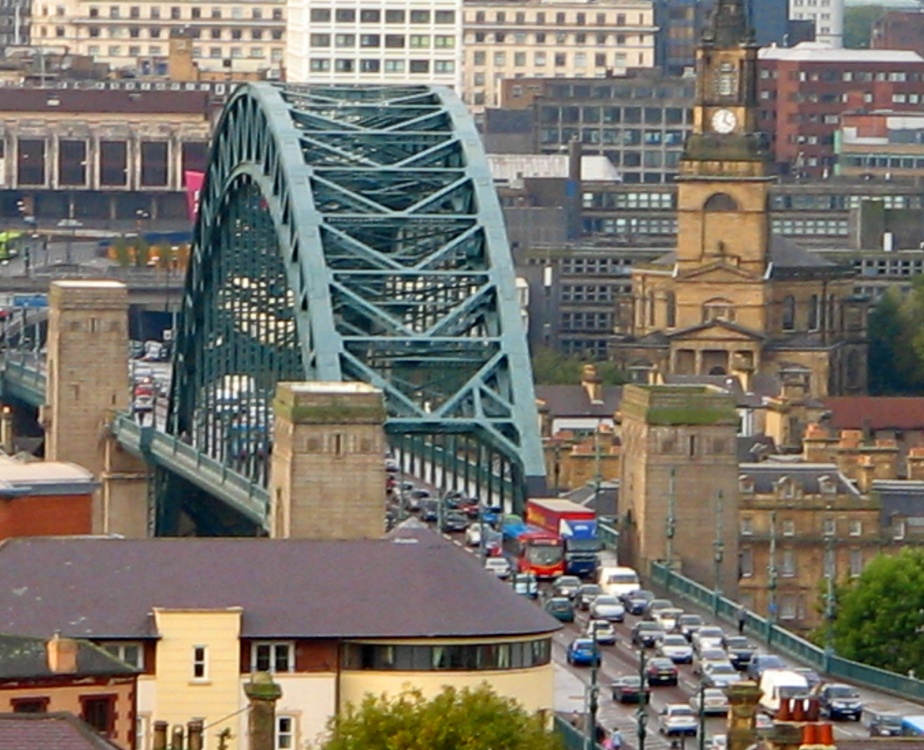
<box><xmin>590</xmin><ymin>595</ymin><xmax>626</xmax><ymax>622</ymax></box>
<box><xmin>657</xmin><ymin>634</ymin><xmax>694</xmax><ymax>664</ymax></box>
<box><xmin>690</xmin><ymin>687</ymin><xmax>730</xmax><ymax>716</ymax></box>
<box><xmin>659</xmin><ymin>704</ymin><xmax>698</xmax><ymax>737</ymax></box>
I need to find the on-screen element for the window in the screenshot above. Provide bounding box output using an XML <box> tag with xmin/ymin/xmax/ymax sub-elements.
<box><xmin>702</xmin><ymin>298</ymin><xmax>735</xmax><ymax>323</ymax></box>
<box><xmin>385</xmin><ymin>9</ymin><xmax>404</xmax><ymax>22</ymax></box>
<box><xmin>849</xmin><ymin>549</ymin><xmax>863</xmax><ymax>577</ymax></box>
<box><xmin>252</xmin><ymin>642</ymin><xmax>294</xmax><ymax>673</ymax></box>
<box><xmin>740</xmin><ymin>517</ymin><xmax>753</xmax><ymax>536</ymax></box>
<box><xmin>893</xmin><ymin>518</ymin><xmax>906</xmax><ymax>540</ymax></box>
<box><xmin>781</xmin><ymin>519</ymin><xmax>795</xmax><ymax>537</ymax></box>
<box><xmin>252</xmin><ymin>8</ymin><xmax>262</xmax><ymax>19</ymax></box>
<box><xmin>81</xmin><ymin>695</ymin><xmax>117</xmax><ymax>737</ymax></box>
<box><xmin>846</xmin><ymin>519</ymin><xmax>861</xmax><ymax>537</ymax></box>
<box><xmin>780</xmin><ymin>595</ymin><xmax>797</xmax><ymax>620</ymax></box>
<box><xmin>360</xmin><ymin>9</ymin><xmax>380</xmax><ymax>22</ymax></box>
<box><xmin>409</xmin><ymin>60</ymin><xmax>429</xmax><ymax>73</ymax></box>
<box><xmin>434</xmin><ymin>10</ymin><xmax>454</xmax><ymax>23</ymax></box>
<box><xmin>410</xmin><ymin>10</ymin><xmax>429</xmax><ymax>23</ymax></box>
<box><xmin>341</xmin><ymin>638</ymin><xmax>552</xmax><ymax>670</ymax></box>
<box><xmin>740</xmin><ymin>548</ymin><xmax>753</xmax><ymax>577</ymax></box>
<box><xmin>192</xmin><ymin>646</ymin><xmax>208</xmax><ymax>679</ymax></box>
<box><xmin>823</xmin><ymin>518</ymin><xmax>836</xmax><ymax>537</ymax></box>
<box><xmin>781</xmin><ymin>550</ymin><xmax>796</xmax><ymax>577</ymax></box>
<box><xmin>276</xmin><ymin>716</ymin><xmax>295</xmax><ymax>749</ymax></box>
<box><xmin>101</xmin><ymin>642</ymin><xmax>144</xmax><ymax>670</ymax></box>
<box><xmin>782</xmin><ymin>295</ymin><xmax>795</xmax><ymax>330</ymax></box>
<box><xmin>335</xmin><ymin>8</ymin><xmax>355</xmax><ymax>22</ymax></box>
<box><xmin>12</xmin><ymin>698</ymin><xmax>49</xmax><ymax>713</ymax></box>
<box><xmin>310</xmin><ymin>8</ymin><xmax>330</xmax><ymax>22</ymax></box>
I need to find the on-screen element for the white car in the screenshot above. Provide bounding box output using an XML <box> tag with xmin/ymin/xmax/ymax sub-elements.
<box><xmin>690</xmin><ymin>687</ymin><xmax>730</xmax><ymax>716</ymax></box>
<box><xmin>703</xmin><ymin>662</ymin><xmax>742</xmax><ymax>689</ymax></box>
<box><xmin>653</xmin><ymin>607</ymin><xmax>684</xmax><ymax>632</ymax></box>
<box><xmin>693</xmin><ymin>647</ymin><xmax>730</xmax><ymax>675</ymax></box>
<box><xmin>585</xmin><ymin>619</ymin><xmax>618</xmax><ymax>646</ymax></box>
<box><xmin>659</xmin><ymin>704</ymin><xmax>698</xmax><ymax>737</ymax></box>
<box><xmin>465</xmin><ymin>523</ymin><xmax>482</xmax><ymax>547</ymax></box>
<box><xmin>693</xmin><ymin>626</ymin><xmax>726</xmax><ymax>654</ymax></box>
<box><xmin>657</xmin><ymin>634</ymin><xmax>694</xmax><ymax>664</ymax></box>
<box><xmin>484</xmin><ymin>557</ymin><xmax>511</xmax><ymax>579</ymax></box>
<box><xmin>590</xmin><ymin>595</ymin><xmax>626</xmax><ymax>622</ymax></box>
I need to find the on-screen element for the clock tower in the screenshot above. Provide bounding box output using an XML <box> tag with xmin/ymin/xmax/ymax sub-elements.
<box><xmin>676</xmin><ymin>0</ymin><xmax>772</xmax><ymax>277</ymax></box>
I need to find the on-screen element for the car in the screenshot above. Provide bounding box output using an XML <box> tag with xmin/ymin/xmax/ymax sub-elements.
<box><xmin>644</xmin><ymin>598</ymin><xmax>674</xmax><ymax>621</ymax></box>
<box><xmin>513</xmin><ymin>572</ymin><xmax>539</xmax><ymax>598</ymax></box>
<box><xmin>693</xmin><ymin>647</ymin><xmax>731</xmax><ymax>676</ymax></box>
<box><xmin>419</xmin><ymin>500</ymin><xmax>439</xmax><ymax>522</ymax></box>
<box><xmin>440</xmin><ymin>511</ymin><xmax>469</xmax><ymax>533</ymax></box>
<box><xmin>722</xmin><ymin>636</ymin><xmax>758</xmax><ymax>670</ymax></box>
<box><xmin>575</xmin><ymin>584</ymin><xmax>603</xmax><ymax>611</ymax></box>
<box><xmin>611</xmin><ymin>675</ymin><xmax>651</xmax><ymax>704</ymax></box>
<box><xmin>864</xmin><ymin>706</ymin><xmax>904</xmax><ymax>737</ymax></box>
<box><xmin>690</xmin><ymin>687</ymin><xmax>731</xmax><ymax>716</ymax></box>
<box><xmin>484</xmin><ymin>557</ymin><xmax>511</xmax><ymax>579</ymax></box>
<box><xmin>692</xmin><ymin>626</ymin><xmax>725</xmax><ymax>654</ymax></box>
<box><xmin>544</xmin><ymin>596</ymin><xmax>575</xmax><ymax>623</ymax></box>
<box><xmin>708</xmin><ymin>735</ymin><xmax>728</xmax><ymax>750</ymax></box>
<box><xmin>620</xmin><ymin>588</ymin><xmax>655</xmax><ymax>616</ymax></box>
<box><xmin>567</xmin><ymin>637</ymin><xmax>601</xmax><ymax>667</ymax></box>
<box><xmin>657</xmin><ymin>634</ymin><xmax>694</xmax><ymax>664</ymax></box>
<box><xmin>479</xmin><ymin>504</ymin><xmax>503</xmax><ymax>526</ymax></box>
<box><xmin>794</xmin><ymin>667</ymin><xmax>823</xmax><ymax>690</ymax></box>
<box><xmin>702</xmin><ymin>662</ymin><xmax>742</xmax><ymax>688</ymax></box>
<box><xmin>552</xmin><ymin>575</ymin><xmax>583</xmax><ymax>600</ymax></box>
<box><xmin>746</xmin><ymin>653</ymin><xmax>787</xmax><ymax>681</ymax></box>
<box><xmin>590</xmin><ymin>595</ymin><xmax>626</xmax><ymax>622</ymax></box>
<box><xmin>632</xmin><ymin>621</ymin><xmax>666</xmax><ymax>649</ymax></box>
<box><xmin>464</xmin><ymin>522</ymin><xmax>483</xmax><ymax>546</ymax></box>
<box><xmin>658</xmin><ymin>704</ymin><xmax>698</xmax><ymax>736</ymax></box>
<box><xmin>585</xmin><ymin>619</ymin><xmax>618</xmax><ymax>646</ymax></box>
<box><xmin>816</xmin><ymin>683</ymin><xmax>863</xmax><ymax>721</ymax></box>
<box><xmin>677</xmin><ymin>613</ymin><xmax>705</xmax><ymax>641</ymax></box>
<box><xmin>646</xmin><ymin>657</ymin><xmax>679</xmax><ymax>686</ymax></box>
<box><xmin>410</xmin><ymin>488</ymin><xmax>432</xmax><ymax>500</ymax></box>
<box><xmin>653</xmin><ymin>607</ymin><xmax>684</xmax><ymax>632</ymax></box>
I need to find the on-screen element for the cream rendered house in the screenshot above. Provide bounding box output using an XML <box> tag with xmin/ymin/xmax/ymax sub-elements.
<box><xmin>0</xmin><ymin>531</ymin><xmax>559</xmax><ymax>750</ymax></box>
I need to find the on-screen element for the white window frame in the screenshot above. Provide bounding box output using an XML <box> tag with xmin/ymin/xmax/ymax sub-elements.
<box><xmin>823</xmin><ymin>518</ymin><xmax>836</xmax><ymax>537</ymax></box>
<box><xmin>849</xmin><ymin>548</ymin><xmax>863</xmax><ymax>578</ymax></box>
<box><xmin>740</xmin><ymin>547</ymin><xmax>753</xmax><ymax>578</ymax></box>
<box><xmin>781</xmin><ymin>549</ymin><xmax>796</xmax><ymax>578</ymax></box>
<box><xmin>252</xmin><ymin>641</ymin><xmax>295</xmax><ymax>673</ymax></box>
<box><xmin>781</xmin><ymin>519</ymin><xmax>795</xmax><ymax>537</ymax></box>
<box><xmin>848</xmin><ymin>520</ymin><xmax>862</xmax><ymax>537</ymax></box>
<box><xmin>276</xmin><ymin>715</ymin><xmax>296</xmax><ymax>749</ymax></box>
<box><xmin>192</xmin><ymin>645</ymin><xmax>208</xmax><ymax>681</ymax></box>
<box><xmin>893</xmin><ymin>518</ymin><xmax>906</xmax><ymax>540</ymax></box>
<box><xmin>740</xmin><ymin>517</ymin><xmax>753</xmax><ymax>536</ymax></box>
<box><xmin>100</xmin><ymin>641</ymin><xmax>145</xmax><ymax>670</ymax></box>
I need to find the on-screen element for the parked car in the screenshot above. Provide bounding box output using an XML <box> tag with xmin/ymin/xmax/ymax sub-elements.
<box><xmin>620</xmin><ymin>588</ymin><xmax>655</xmax><ymax>616</ymax></box>
<box><xmin>677</xmin><ymin>613</ymin><xmax>705</xmax><ymax>641</ymax></box>
<box><xmin>690</xmin><ymin>687</ymin><xmax>731</xmax><ymax>716</ymax></box>
<box><xmin>692</xmin><ymin>626</ymin><xmax>725</xmax><ymax>654</ymax></box>
<box><xmin>653</xmin><ymin>607</ymin><xmax>684</xmax><ymax>632</ymax></box>
<box><xmin>567</xmin><ymin>638</ymin><xmax>601</xmax><ymax>667</ymax></box>
<box><xmin>693</xmin><ymin>647</ymin><xmax>730</xmax><ymax>676</ymax></box>
<box><xmin>440</xmin><ymin>511</ymin><xmax>469</xmax><ymax>533</ymax></box>
<box><xmin>575</xmin><ymin>584</ymin><xmax>603</xmax><ymax>611</ymax></box>
<box><xmin>611</xmin><ymin>675</ymin><xmax>651</xmax><ymax>704</ymax></box>
<box><xmin>657</xmin><ymin>634</ymin><xmax>694</xmax><ymax>664</ymax></box>
<box><xmin>646</xmin><ymin>657</ymin><xmax>679</xmax><ymax>687</ymax></box>
<box><xmin>632</xmin><ymin>621</ymin><xmax>666</xmax><ymax>649</ymax></box>
<box><xmin>585</xmin><ymin>619</ymin><xmax>618</xmax><ymax>646</ymax></box>
<box><xmin>658</xmin><ymin>704</ymin><xmax>698</xmax><ymax>737</ymax></box>
<box><xmin>723</xmin><ymin>636</ymin><xmax>758</xmax><ymax>670</ymax></box>
<box><xmin>643</xmin><ymin>598</ymin><xmax>674</xmax><ymax>621</ymax></box>
<box><xmin>590</xmin><ymin>595</ymin><xmax>626</xmax><ymax>623</ymax></box>
<box><xmin>816</xmin><ymin>683</ymin><xmax>863</xmax><ymax>721</ymax></box>
<box><xmin>702</xmin><ymin>662</ymin><xmax>742</xmax><ymax>689</ymax></box>
<box><xmin>794</xmin><ymin>667</ymin><xmax>823</xmax><ymax>690</ymax></box>
<box><xmin>464</xmin><ymin>522</ymin><xmax>483</xmax><ymax>546</ymax></box>
<box><xmin>544</xmin><ymin>596</ymin><xmax>575</xmax><ymax>623</ymax></box>
<box><xmin>746</xmin><ymin>653</ymin><xmax>787</xmax><ymax>681</ymax></box>
<box><xmin>484</xmin><ymin>557</ymin><xmax>511</xmax><ymax>579</ymax></box>
<box><xmin>552</xmin><ymin>575</ymin><xmax>583</xmax><ymax>600</ymax></box>
<box><xmin>513</xmin><ymin>572</ymin><xmax>539</xmax><ymax>599</ymax></box>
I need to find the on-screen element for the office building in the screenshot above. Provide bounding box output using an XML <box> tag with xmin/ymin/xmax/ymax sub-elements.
<box><xmin>789</xmin><ymin>0</ymin><xmax>843</xmax><ymax>48</ymax></box>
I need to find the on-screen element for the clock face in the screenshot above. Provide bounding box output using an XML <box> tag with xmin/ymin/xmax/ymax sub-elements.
<box><xmin>711</xmin><ymin>109</ymin><xmax>738</xmax><ymax>134</ymax></box>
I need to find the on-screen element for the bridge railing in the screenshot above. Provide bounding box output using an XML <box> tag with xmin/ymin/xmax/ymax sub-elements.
<box><xmin>650</xmin><ymin>560</ymin><xmax>924</xmax><ymax>701</ymax></box>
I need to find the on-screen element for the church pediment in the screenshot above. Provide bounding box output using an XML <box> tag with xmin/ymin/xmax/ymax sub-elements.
<box><xmin>677</xmin><ymin>260</ymin><xmax>759</xmax><ymax>282</ymax></box>
<box><xmin>668</xmin><ymin>319</ymin><xmax>765</xmax><ymax>342</ymax></box>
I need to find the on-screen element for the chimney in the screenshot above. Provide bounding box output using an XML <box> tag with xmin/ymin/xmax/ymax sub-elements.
<box><xmin>245</xmin><ymin>672</ymin><xmax>283</xmax><ymax>750</ymax></box>
<box><xmin>856</xmin><ymin>456</ymin><xmax>876</xmax><ymax>493</ymax></box>
<box><xmin>581</xmin><ymin>364</ymin><xmax>603</xmax><ymax>404</ymax></box>
<box><xmin>907</xmin><ymin>446</ymin><xmax>924</xmax><ymax>480</ymax></box>
<box><xmin>153</xmin><ymin>722</ymin><xmax>168</xmax><ymax>750</ymax></box>
<box><xmin>46</xmin><ymin>632</ymin><xmax>78</xmax><ymax>674</ymax></box>
<box><xmin>171</xmin><ymin>726</ymin><xmax>185</xmax><ymax>750</ymax></box>
<box><xmin>187</xmin><ymin>720</ymin><xmax>203</xmax><ymax>750</ymax></box>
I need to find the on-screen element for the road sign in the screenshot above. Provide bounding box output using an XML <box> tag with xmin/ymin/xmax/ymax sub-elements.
<box><xmin>12</xmin><ymin>294</ymin><xmax>48</xmax><ymax>309</ymax></box>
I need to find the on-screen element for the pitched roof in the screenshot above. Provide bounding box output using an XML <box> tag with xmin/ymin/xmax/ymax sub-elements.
<box><xmin>535</xmin><ymin>384</ymin><xmax>622</xmax><ymax>418</ymax></box>
<box><xmin>0</xmin><ymin>535</ymin><xmax>560</xmax><ymax>640</ymax></box>
<box><xmin>870</xmin><ymin>480</ymin><xmax>924</xmax><ymax>526</ymax></box>
<box><xmin>0</xmin><ymin>713</ymin><xmax>122</xmax><ymax>750</ymax></box>
<box><xmin>0</xmin><ymin>634</ymin><xmax>137</xmax><ymax>679</ymax></box>
<box><xmin>738</xmin><ymin>461</ymin><xmax>860</xmax><ymax>496</ymax></box>
<box><xmin>821</xmin><ymin>397</ymin><xmax>924</xmax><ymax>431</ymax></box>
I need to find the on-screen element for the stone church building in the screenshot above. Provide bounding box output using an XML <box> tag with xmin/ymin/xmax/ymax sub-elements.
<box><xmin>612</xmin><ymin>0</ymin><xmax>868</xmax><ymax>397</ymax></box>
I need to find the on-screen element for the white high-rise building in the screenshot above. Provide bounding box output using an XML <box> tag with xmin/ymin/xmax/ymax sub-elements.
<box><xmin>789</xmin><ymin>0</ymin><xmax>844</xmax><ymax>48</ymax></box>
<box><xmin>286</xmin><ymin>0</ymin><xmax>463</xmax><ymax>87</ymax></box>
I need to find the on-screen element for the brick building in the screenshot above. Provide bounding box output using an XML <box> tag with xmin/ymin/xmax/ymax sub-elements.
<box><xmin>836</xmin><ymin>110</ymin><xmax>924</xmax><ymax>179</ymax></box>
<box><xmin>871</xmin><ymin>10</ymin><xmax>924</xmax><ymax>57</ymax></box>
<box><xmin>757</xmin><ymin>44</ymin><xmax>924</xmax><ymax>178</ymax></box>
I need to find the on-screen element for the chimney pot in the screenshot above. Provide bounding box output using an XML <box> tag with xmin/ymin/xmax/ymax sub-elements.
<box><xmin>46</xmin><ymin>632</ymin><xmax>78</xmax><ymax>674</ymax></box>
<box><xmin>153</xmin><ymin>722</ymin><xmax>168</xmax><ymax>750</ymax></box>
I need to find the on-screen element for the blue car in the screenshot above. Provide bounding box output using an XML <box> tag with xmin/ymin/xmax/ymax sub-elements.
<box><xmin>567</xmin><ymin>638</ymin><xmax>601</xmax><ymax>667</ymax></box>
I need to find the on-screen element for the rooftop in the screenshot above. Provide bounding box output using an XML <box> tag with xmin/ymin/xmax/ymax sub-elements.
<box><xmin>821</xmin><ymin>397</ymin><xmax>924</xmax><ymax>431</ymax></box>
<box><xmin>0</xmin><ymin>713</ymin><xmax>123</xmax><ymax>750</ymax></box>
<box><xmin>0</xmin><ymin>456</ymin><xmax>96</xmax><ymax>497</ymax></box>
<box><xmin>739</xmin><ymin>461</ymin><xmax>860</xmax><ymax>496</ymax></box>
<box><xmin>759</xmin><ymin>44</ymin><xmax>924</xmax><ymax>64</ymax></box>
<box><xmin>0</xmin><ymin>634</ymin><xmax>137</xmax><ymax>680</ymax></box>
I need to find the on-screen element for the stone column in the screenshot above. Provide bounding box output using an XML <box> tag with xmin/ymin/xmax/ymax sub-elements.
<box><xmin>244</xmin><ymin>672</ymin><xmax>282</xmax><ymax>750</ymax></box>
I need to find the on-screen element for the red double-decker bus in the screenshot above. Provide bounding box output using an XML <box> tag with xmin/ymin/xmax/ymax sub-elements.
<box><xmin>509</xmin><ymin>529</ymin><xmax>565</xmax><ymax>579</ymax></box>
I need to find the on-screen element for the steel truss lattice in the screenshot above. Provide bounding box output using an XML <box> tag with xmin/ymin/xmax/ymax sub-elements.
<box><xmin>165</xmin><ymin>83</ymin><xmax>545</xmax><ymax>527</ymax></box>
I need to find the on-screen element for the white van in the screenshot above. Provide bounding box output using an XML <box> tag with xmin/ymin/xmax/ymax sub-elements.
<box><xmin>597</xmin><ymin>566</ymin><xmax>640</xmax><ymax>598</ymax></box>
<box><xmin>758</xmin><ymin>669</ymin><xmax>810</xmax><ymax>715</ymax></box>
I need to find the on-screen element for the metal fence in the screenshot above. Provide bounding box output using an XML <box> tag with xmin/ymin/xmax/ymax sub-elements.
<box><xmin>554</xmin><ymin>715</ymin><xmax>602</xmax><ymax>750</ymax></box>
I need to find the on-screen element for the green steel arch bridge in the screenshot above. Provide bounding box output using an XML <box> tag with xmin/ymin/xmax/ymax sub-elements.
<box><xmin>1</xmin><ymin>83</ymin><xmax>547</xmax><ymax>535</ymax></box>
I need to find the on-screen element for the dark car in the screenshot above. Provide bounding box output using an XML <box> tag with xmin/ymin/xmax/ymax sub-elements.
<box><xmin>632</xmin><ymin>621</ymin><xmax>666</xmax><ymax>649</ymax></box>
<box><xmin>644</xmin><ymin>598</ymin><xmax>674</xmax><ymax>621</ymax></box>
<box><xmin>419</xmin><ymin>500</ymin><xmax>439</xmax><ymax>522</ymax></box>
<box><xmin>723</xmin><ymin>636</ymin><xmax>758</xmax><ymax>670</ymax></box>
<box><xmin>794</xmin><ymin>667</ymin><xmax>823</xmax><ymax>690</ymax></box>
<box><xmin>746</xmin><ymin>653</ymin><xmax>786</xmax><ymax>680</ymax></box>
<box><xmin>552</xmin><ymin>575</ymin><xmax>583</xmax><ymax>600</ymax></box>
<box><xmin>620</xmin><ymin>588</ymin><xmax>655</xmax><ymax>616</ymax></box>
<box><xmin>816</xmin><ymin>683</ymin><xmax>863</xmax><ymax>721</ymax></box>
<box><xmin>544</xmin><ymin>596</ymin><xmax>575</xmax><ymax>623</ymax></box>
<box><xmin>575</xmin><ymin>583</ymin><xmax>603</xmax><ymax>611</ymax></box>
<box><xmin>611</xmin><ymin>675</ymin><xmax>651</xmax><ymax>704</ymax></box>
<box><xmin>567</xmin><ymin>638</ymin><xmax>601</xmax><ymax>667</ymax></box>
<box><xmin>440</xmin><ymin>511</ymin><xmax>469</xmax><ymax>533</ymax></box>
<box><xmin>646</xmin><ymin>657</ymin><xmax>679</xmax><ymax>687</ymax></box>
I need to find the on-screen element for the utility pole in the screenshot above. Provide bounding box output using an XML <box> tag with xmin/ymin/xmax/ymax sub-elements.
<box><xmin>666</xmin><ymin>467</ymin><xmax>676</xmax><ymax>571</ymax></box>
<box><xmin>824</xmin><ymin>528</ymin><xmax>836</xmax><ymax>659</ymax></box>
<box><xmin>696</xmin><ymin>681</ymin><xmax>706</xmax><ymax>750</ymax></box>
<box><xmin>713</xmin><ymin>489</ymin><xmax>725</xmax><ymax>612</ymax></box>
<box><xmin>593</xmin><ymin>420</ymin><xmax>603</xmax><ymax>509</ymax></box>
<box><xmin>767</xmin><ymin>510</ymin><xmax>778</xmax><ymax>627</ymax></box>
<box><xmin>584</xmin><ymin>631</ymin><xmax>600</xmax><ymax>750</ymax></box>
<box><xmin>636</xmin><ymin>649</ymin><xmax>649</xmax><ymax>750</ymax></box>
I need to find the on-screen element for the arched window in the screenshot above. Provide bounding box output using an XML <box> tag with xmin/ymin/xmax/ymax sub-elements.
<box><xmin>665</xmin><ymin>291</ymin><xmax>676</xmax><ymax>328</ymax></box>
<box><xmin>702</xmin><ymin>297</ymin><xmax>735</xmax><ymax>323</ymax></box>
<box><xmin>703</xmin><ymin>192</ymin><xmax>739</xmax><ymax>212</ymax></box>
<box><xmin>782</xmin><ymin>295</ymin><xmax>795</xmax><ymax>331</ymax></box>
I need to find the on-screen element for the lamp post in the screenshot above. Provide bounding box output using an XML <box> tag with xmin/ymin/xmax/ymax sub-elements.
<box><xmin>696</xmin><ymin>681</ymin><xmax>707</xmax><ymax>750</ymax></box>
<box><xmin>584</xmin><ymin>631</ymin><xmax>600</xmax><ymax>750</ymax></box>
<box><xmin>636</xmin><ymin>649</ymin><xmax>649</xmax><ymax>750</ymax></box>
<box><xmin>824</xmin><ymin>529</ymin><xmax>836</xmax><ymax>661</ymax></box>
<box><xmin>666</xmin><ymin>467</ymin><xmax>676</xmax><ymax>570</ymax></box>
<box><xmin>767</xmin><ymin>511</ymin><xmax>779</xmax><ymax>629</ymax></box>
<box><xmin>713</xmin><ymin>490</ymin><xmax>725</xmax><ymax>612</ymax></box>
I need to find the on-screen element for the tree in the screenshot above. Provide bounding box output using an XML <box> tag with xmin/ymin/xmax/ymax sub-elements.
<box><xmin>531</xmin><ymin>347</ymin><xmax>628</xmax><ymax>386</ymax></box>
<box><xmin>134</xmin><ymin>238</ymin><xmax>151</xmax><ymax>268</ymax></box>
<box><xmin>318</xmin><ymin>684</ymin><xmax>562</xmax><ymax>750</ymax></box>
<box><xmin>111</xmin><ymin>237</ymin><xmax>132</xmax><ymax>268</ymax></box>
<box><xmin>831</xmin><ymin>547</ymin><xmax>924</xmax><ymax>674</ymax></box>
<box><xmin>843</xmin><ymin>5</ymin><xmax>885</xmax><ymax>48</ymax></box>
<box><xmin>867</xmin><ymin>279</ymin><xmax>924</xmax><ymax>394</ymax></box>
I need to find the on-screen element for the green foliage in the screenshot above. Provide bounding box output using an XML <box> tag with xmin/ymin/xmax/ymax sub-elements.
<box><xmin>531</xmin><ymin>347</ymin><xmax>628</xmax><ymax>386</ymax></box>
<box><xmin>112</xmin><ymin>237</ymin><xmax>132</xmax><ymax>268</ymax></box>
<box><xmin>867</xmin><ymin>280</ymin><xmax>924</xmax><ymax>394</ymax></box>
<box><xmin>843</xmin><ymin>5</ymin><xmax>884</xmax><ymax>48</ymax></box>
<box><xmin>832</xmin><ymin>548</ymin><xmax>924</xmax><ymax>674</ymax></box>
<box><xmin>134</xmin><ymin>238</ymin><xmax>151</xmax><ymax>268</ymax></box>
<box><xmin>318</xmin><ymin>684</ymin><xmax>562</xmax><ymax>750</ymax></box>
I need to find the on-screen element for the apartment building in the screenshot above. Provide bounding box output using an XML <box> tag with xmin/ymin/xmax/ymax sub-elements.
<box><xmin>462</xmin><ymin>0</ymin><xmax>656</xmax><ymax>114</ymax></box>
<box><xmin>29</xmin><ymin>0</ymin><xmax>285</xmax><ymax>77</ymax></box>
<box><xmin>872</xmin><ymin>10</ymin><xmax>924</xmax><ymax>58</ymax></box>
<box><xmin>789</xmin><ymin>0</ymin><xmax>843</xmax><ymax>48</ymax></box>
<box><xmin>285</xmin><ymin>0</ymin><xmax>462</xmax><ymax>86</ymax></box>
<box><xmin>0</xmin><ymin>0</ymin><xmax>29</xmax><ymax>52</ymax></box>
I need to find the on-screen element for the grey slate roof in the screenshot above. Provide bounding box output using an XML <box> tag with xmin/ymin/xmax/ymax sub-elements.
<box><xmin>0</xmin><ymin>534</ymin><xmax>560</xmax><ymax>640</ymax></box>
<box><xmin>535</xmin><ymin>384</ymin><xmax>622</xmax><ymax>418</ymax></box>
<box><xmin>871</xmin><ymin>480</ymin><xmax>924</xmax><ymax>527</ymax></box>
<box><xmin>0</xmin><ymin>635</ymin><xmax>137</xmax><ymax>680</ymax></box>
<box><xmin>0</xmin><ymin>713</ymin><xmax>122</xmax><ymax>750</ymax></box>
<box><xmin>738</xmin><ymin>461</ymin><xmax>860</xmax><ymax>496</ymax></box>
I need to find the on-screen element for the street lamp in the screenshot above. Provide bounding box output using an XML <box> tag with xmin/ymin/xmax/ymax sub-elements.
<box><xmin>824</xmin><ymin>529</ymin><xmax>837</xmax><ymax>659</ymax></box>
<box><xmin>636</xmin><ymin>649</ymin><xmax>649</xmax><ymax>750</ymax></box>
<box><xmin>713</xmin><ymin>490</ymin><xmax>725</xmax><ymax>612</ymax></box>
<box><xmin>584</xmin><ymin>631</ymin><xmax>600</xmax><ymax>750</ymax></box>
